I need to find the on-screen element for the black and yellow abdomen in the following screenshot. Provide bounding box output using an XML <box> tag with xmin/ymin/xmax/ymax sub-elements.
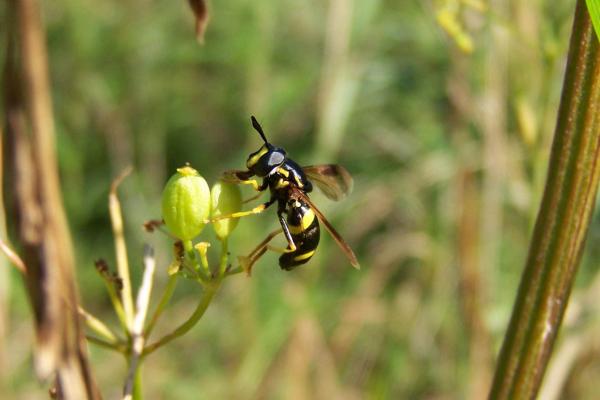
<box><xmin>279</xmin><ymin>199</ymin><xmax>320</xmax><ymax>270</ymax></box>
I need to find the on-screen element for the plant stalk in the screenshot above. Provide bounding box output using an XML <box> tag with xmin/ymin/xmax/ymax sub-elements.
<box><xmin>110</xmin><ymin>167</ymin><xmax>136</xmax><ymax>331</ymax></box>
<box><xmin>144</xmin><ymin>275</ymin><xmax>178</xmax><ymax>338</ymax></box>
<box><xmin>142</xmin><ymin>280</ymin><xmax>220</xmax><ymax>356</ymax></box>
<box><xmin>489</xmin><ymin>1</ymin><xmax>600</xmax><ymax>399</ymax></box>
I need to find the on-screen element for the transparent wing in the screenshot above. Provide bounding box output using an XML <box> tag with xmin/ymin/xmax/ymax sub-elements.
<box><xmin>295</xmin><ymin>189</ymin><xmax>360</xmax><ymax>269</ymax></box>
<box><xmin>221</xmin><ymin>169</ymin><xmax>254</xmax><ymax>183</ymax></box>
<box><xmin>303</xmin><ymin>164</ymin><xmax>353</xmax><ymax>201</ymax></box>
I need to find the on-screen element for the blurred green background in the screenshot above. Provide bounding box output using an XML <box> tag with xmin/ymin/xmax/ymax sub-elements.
<box><xmin>5</xmin><ymin>0</ymin><xmax>600</xmax><ymax>399</ymax></box>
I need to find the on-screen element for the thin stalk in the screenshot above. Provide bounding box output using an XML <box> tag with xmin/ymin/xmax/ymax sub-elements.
<box><xmin>103</xmin><ymin>283</ymin><xmax>128</xmax><ymax>335</ymax></box>
<box><xmin>132</xmin><ymin>366</ymin><xmax>142</xmax><ymax>400</ymax></box>
<box><xmin>144</xmin><ymin>275</ymin><xmax>178</xmax><ymax>338</ymax></box>
<box><xmin>0</xmin><ymin>238</ymin><xmax>27</xmax><ymax>274</ymax></box>
<box><xmin>78</xmin><ymin>306</ymin><xmax>120</xmax><ymax>344</ymax></box>
<box><xmin>110</xmin><ymin>167</ymin><xmax>136</xmax><ymax>331</ymax></box>
<box><xmin>182</xmin><ymin>239</ymin><xmax>196</xmax><ymax>264</ymax></box>
<box><xmin>182</xmin><ymin>240</ymin><xmax>200</xmax><ymax>275</ymax></box>
<box><xmin>86</xmin><ymin>335</ymin><xmax>125</xmax><ymax>353</ymax></box>
<box><xmin>489</xmin><ymin>1</ymin><xmax>600</xmax><ymax>399</ymax></box>
<box><xmin>95</xmin><ymin>262</ymin><xmax>129</xmax><ymax>336</ymax></box>
<box><xmin>142</xmin><ymin>280</ymin><xmax>220</xmax><ymax>356</ymax></box>
<box><xmin>123</xmin><ymin>245</ymin><xmax>156</xmax><ymax>400</ymax></box>
<box><xmin>219</xmin><ymin>238</ymin><xmax>229</xmax><ymax>276</ymax></box>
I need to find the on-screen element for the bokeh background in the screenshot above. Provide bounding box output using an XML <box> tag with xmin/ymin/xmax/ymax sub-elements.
<box><xmin>4</xmin><ymin>0</ymin><xmax>600</xmax><ymax>399</ymax></box>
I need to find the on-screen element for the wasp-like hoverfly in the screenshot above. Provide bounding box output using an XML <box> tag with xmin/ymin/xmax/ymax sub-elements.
<box><xmin>216</xmin><ymin>116</ymin><xmax>359</xmax><ymax>273</ymax></box>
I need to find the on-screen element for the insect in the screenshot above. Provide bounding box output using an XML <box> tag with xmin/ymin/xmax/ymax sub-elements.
<box><xmin>216</xmin><ymin>115</ymin><xmax>359</xmax><ymax>273</ymax></box>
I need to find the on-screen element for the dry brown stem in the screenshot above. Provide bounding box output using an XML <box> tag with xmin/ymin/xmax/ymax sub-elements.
<box><xmin>3</xmin><ymin>0</ymin><xmax>101</xmax><ymax>397</ymax></box>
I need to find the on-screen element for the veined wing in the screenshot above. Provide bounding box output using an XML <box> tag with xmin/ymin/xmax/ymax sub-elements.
<box><xmin>303</xmin><ymin>164</ymin><xmax>353</xmax><ymax>201</ymax></box>
<box><xmin>221</xmin><ymin>169</ymin><xmax>255</xmax><ymax>183</ymax></box>
<box><xmin>295</xmin><ymin>189</ymin><xmax>360</xmax><ymax>269</ymax></box>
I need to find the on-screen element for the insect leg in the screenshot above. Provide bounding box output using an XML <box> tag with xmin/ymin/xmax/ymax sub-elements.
<box><xmin>238</xmin><ymin>229</ymin><xmax>282</xmax><ymax>275</ymax></box>
<box><xmin>210</xmin><ymin>197</ymin><xmax>276</xmax><ymax>222</ymax></box>
<box><xmin>242</xmin><ymin>191</ymin><xmax>264</xmax><ymax>204</ymax></box>
<box><xmin>266</xmin><ymin>209</ymin><xmax>297</xmax><ymax>253</ymax></box>
<box><xmin>238</xmin><ymin>178</ymin><xmax>268</xmax><ymax>192</ymax></box>
<box><xmin>238</xmin><ymin>247</ymin><xmax>267</xmax><ymax>276</ymax></box>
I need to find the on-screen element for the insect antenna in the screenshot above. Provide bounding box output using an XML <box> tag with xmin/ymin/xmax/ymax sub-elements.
<box><xmin>250</xmin><ymin>115</ymin><xmax>269</xmax><ymax>144</ymax></box>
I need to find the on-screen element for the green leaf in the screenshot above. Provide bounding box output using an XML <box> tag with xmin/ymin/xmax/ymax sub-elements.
<box><xmin>587</xmin><ymin>0</ymin><xmax>600</xmax><ymax>41</ymax></box>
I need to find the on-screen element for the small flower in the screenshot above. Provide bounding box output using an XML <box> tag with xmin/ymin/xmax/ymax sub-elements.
<box><xmin>161</xmin><ymin>165</ymin><xmax>210</xmax><ymax>241</ymax></box>
<box><xmin>194</xmin><ymin>241</ymin><xmax>211</xmax><ymax>255</ymax></box>
<box><xmin>210</xmin><ymin>181</ymin><xmax>242</xmax><ymax>240</ymax></box>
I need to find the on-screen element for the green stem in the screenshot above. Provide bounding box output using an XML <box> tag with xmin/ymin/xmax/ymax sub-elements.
<box><xmin>182</xmin><ymin>240</ymin><xmax>196</xmax><ymax>267</ymax></box>
<box><xmin>79</xmin><ymin>307</ymin><xmax>121</xmax><ymax>343</ymax></box>
<box><xmin>489</xmin><ymin>2</ymin><xmax>600</xmax><ymax>399</ymax></box>
<box><xmin>86</xmin><ymin>335</ymin><xmax>126</xmax><ymax>353</ymax></box>
<box><xmin>109</xmin><ymin>168</ymin><xmax>136</xmax><ymax>331</ymax></box>
<box><xmin>219</xmin><ymin>238</ymin><xmax>229</xmax><ymax>277</ymax></box>
<box><xmin>144</xmin><ymin>275</ymin><xmax>178</xmax><ymax>338</ymax></box>
<box><xmin>182</xmin><ymin>239</ymin><xmax>209</xmax><ymax>282</ymax></box>
<box><xmin>132</xmin><ymin>364</ymin><xmax>143</xmax><ymax>400</ymax></box>
<box><xmin>142</xmin><ymin>280</ymin><xmax>221</xmax><ymax>356</ymax></box>
<box><xmin>102</xmin><ymin>277</ymin><xmax>129</xmax><ymax>337</ymax></box>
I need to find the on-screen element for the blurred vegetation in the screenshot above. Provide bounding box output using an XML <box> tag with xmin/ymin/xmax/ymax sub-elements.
<box><xmin>4</xmin><ymin>0</ymin><xmax>600</xmax><ymax>399</ymax></box>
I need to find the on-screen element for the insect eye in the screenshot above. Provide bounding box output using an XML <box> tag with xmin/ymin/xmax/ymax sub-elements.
<box><xmin>267</xmin><ymin>149</ymin><xmax>286</xmax><ymax>167</ymax></box>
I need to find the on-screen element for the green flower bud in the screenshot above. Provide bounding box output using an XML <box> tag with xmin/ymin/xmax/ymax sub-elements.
<box><xmin>162</xmin><ymin>166</ymin><xmax>210</xmax><ymax>240</ymax></box>
<box><xmin>210</xmin><ymin>181</ymin><xmax>242</xmax><ymax>240</ymax></box>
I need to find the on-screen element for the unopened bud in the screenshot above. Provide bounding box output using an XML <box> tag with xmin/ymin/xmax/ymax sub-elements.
<box><xmin>210</xmin><ymin>181</ymin><xmax>242</xmax><ymax>240</ymax></box>
<box><xmin>161</xmin><ymin>166</ymin><xmax>210</xmax><ymax>240</ymax></box>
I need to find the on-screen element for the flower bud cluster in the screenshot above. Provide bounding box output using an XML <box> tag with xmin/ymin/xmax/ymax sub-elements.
<box><xmin>161</xmin><ymin>165</ymin><xmax>242</xmax><ymax>241</ymax></box>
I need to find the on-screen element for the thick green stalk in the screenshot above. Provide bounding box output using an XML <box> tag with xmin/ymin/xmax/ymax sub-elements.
<box><xmin>489</xmin><ymin>1</ymin><xmax>600</xmax><ymax>399</ymax></box>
